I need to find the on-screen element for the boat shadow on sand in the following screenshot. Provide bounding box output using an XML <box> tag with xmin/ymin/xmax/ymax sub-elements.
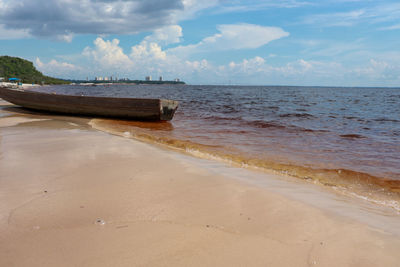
<box><xmin>1</xmin><ymin>104</ymin><xmax>175</xmax><ymax>132</ymax></box>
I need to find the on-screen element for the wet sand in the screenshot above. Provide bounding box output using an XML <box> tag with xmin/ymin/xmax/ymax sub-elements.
<box><xmin>1</xmin><ymin>99</ymin><xmax>400</xmax><ymax>266</ymax></box>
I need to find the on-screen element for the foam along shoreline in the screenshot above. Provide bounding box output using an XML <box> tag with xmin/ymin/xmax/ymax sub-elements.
<box><xmin>1</xmin><ymin>99</ymin><xmax>400</xmax><ymax>266</ymax></box>
<box><xmin>89</xmin><ymin>118</ymin><xmax>400</xmax><ymax>212</ymax></box>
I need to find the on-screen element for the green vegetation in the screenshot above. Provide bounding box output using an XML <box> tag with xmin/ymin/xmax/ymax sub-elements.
<box><xmin>0</xmin><ymin>56</ymin><xmax>68</xmax><ymax>84</ymax></box>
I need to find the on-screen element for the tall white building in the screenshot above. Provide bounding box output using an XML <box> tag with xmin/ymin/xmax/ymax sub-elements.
<box><xmin>145</xmin><ymin>76</ymin><xmax>152</xmax><ymax>81</ymax></box>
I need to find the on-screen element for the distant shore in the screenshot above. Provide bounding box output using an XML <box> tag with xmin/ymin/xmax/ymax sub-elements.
<box><xmin>0</xmin><ymin>81</ymin><xmax>41</xmax><ymax>88</ymax></box>
<box><xmin>69</xmin><ymin>80</ymin><xmax>186</xmax><ymax>85</ymax></box>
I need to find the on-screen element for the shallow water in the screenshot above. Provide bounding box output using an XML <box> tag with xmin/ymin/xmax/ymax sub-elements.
<box><xmin>36</xmin><ymin>84</ymin><xmax>400</xmax><ymax>208</ymax></box>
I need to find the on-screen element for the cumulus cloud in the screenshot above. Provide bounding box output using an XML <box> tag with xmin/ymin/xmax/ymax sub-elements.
<box><xmin>74</xmin><ymin>23</ymin><xmax>293</xmax><ymax>81</ymax></box>
<box><xmin>169</xmin><ymin>23</ymin><xmax>289</xmax><ymax>56</ymax></box>
<box><xmin>130</xmin><ymin>41</ymin><xmax>167</xmax><ymax>61</ymax></box>
<box><xmin>185</xmin><ymin>59</ymin><xmax>210</xmax><ymax>71</ymax></box>
<box><xmin>83</xmin><ymin>38</ymin><xmax>132</xmax><ymax>67</ymax></box>
<box><xmin>35</xmin><ymin>57</ymin><xmax>80</xmax><ymax>78</ymax></box>
<box><xmin>43</xmin><ymin>35</ymin><xmax>400</xmax><ymax>86</ymax></box>
<box><xmin>222</xmin><ymin>56</ymin><xmax>400</xmax><ymax>86</ymax></box>
<box><xmin>144</xmin><ymin>25</ymin><xmax>183</xmax><ymax>45</ymax></box>
<box><xmin>0</xmin><ymin>0</ymin><xmax>192</xmax><ymax>40</ymax></box>
<box><xmin>80</xmin><ymin>35</ymin><xmax>212</xmax><ymax>79</ymax></box>
<box><xmin>351</xmin><ymin>59</ymin><xmax>400</xmax><ymax>81</ymax></box>
<box><xmin>43</xmin><ymin>21</ymin><xmax>400</xmax><ymax>86</ymax></box>
<box><xmin>80</xmin><ymin>23</ymin><xmax>289</xmax><ymax>76</ymax></box>
<box><xmin>80</xmin><ymin>35</ymin><xmax>336</xmax><ymax>85</ymax></box>
<box><xmin>228</xmin><ymin>56</ymin><xmax>267</xmax><ymax>73</ymax></box>
<box><xmin>218</xmin><ymin>57</ymin><xmax>350</xmax><ymax>85</ymax></box>
<box><xmin>226</xmin><ymin>56</ymin><xmax>294</xmax><ymax>76</ymax></box>
<box><xmin>36</xmin><ymin>57</ymin><xmax>77</xmax><ymax>70</ymax></box>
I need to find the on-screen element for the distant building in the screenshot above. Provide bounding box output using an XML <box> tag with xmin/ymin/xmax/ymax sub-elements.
<box><xmin>104</xmin><ymin>77</ymin><xmax>109</xmax><ymax>81</ymax></box>
<box><xmin>174</xmin><ymin>78</ymin><xmax>180</xmax><ymax>82</ymax></box>
<box><xmin>159</xmin><ymin>76</ymin><xmax>163</xmax><ymax>81</ymax></box>
<box><xmin>145</xmin><ymin>76</ymin><xmax>152</xmax><ymax>81</ymax></box>
<box><xmin>95</xmin><ymin>76</ymin><xmax>103</xmax><ymax>81</ymax></box>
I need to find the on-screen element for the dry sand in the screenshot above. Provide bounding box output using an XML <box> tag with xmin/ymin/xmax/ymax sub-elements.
<box><xmin>1</xmin><ymin>99</ymin><xmax>400</xmax><ymax>266</ymax></box>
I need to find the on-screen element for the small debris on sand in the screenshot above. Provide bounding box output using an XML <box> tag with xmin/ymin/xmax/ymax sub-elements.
<box><xmin>95</xmin><ymin>219</ymin><xmax>106</xmax><ymax>225</ymax></box>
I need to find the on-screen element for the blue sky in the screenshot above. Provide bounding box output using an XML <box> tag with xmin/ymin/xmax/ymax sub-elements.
<box><xmin>0</xmin><ymin>0</ymin><xmax>399</xmax><ymax>86</ymax></box>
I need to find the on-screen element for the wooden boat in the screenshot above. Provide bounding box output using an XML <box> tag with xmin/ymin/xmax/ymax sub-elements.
<box><xmin>0</xmin><ymin>86</ymin><xmax>178</xmax><ymax>121</ymax></box>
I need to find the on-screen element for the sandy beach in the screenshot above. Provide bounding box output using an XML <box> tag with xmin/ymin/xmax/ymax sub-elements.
<box><xmin>1</xmin><ymin>98</ymin><xmax>400</xmax><ymax>267</ymax></box>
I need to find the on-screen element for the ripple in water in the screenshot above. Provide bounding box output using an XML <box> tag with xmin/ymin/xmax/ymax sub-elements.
<box><xmin>36</xmin><ymin>84</ymin><xmax>400</xmax><ymax>209</ymax></box>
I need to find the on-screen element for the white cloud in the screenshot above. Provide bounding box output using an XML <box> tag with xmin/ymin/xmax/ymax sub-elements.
<box><xmin>351</xmin><ymin>59</ymin><xmax>400</xmax><ymax>81</ymax></box>
<box><xmin>130</xmin><ymin>41</ymin><xmax>167</xmax><ymax>61</ymax></box>
<box><xmin>213</xmin><ymin>0</ymin><xmax>312</xmax><ymax>15</ymax></box>
<box><xmin>0</xmin><ymin>0</ymin><xmax>214</xmax><ymax>41</ymax></box>
<box><xmin>379</xmin><ymin>23</ymin><xmax>400</xmax><ymax>30</ymax></box>
<box><xmin>54</xmin><ymin>22</ymin><xmax>400</xmax><ymax>86</ymax></box>
<box><xmin>144</xmin><ymin>25</ymin><xmax>183</xmax><ymax>45</ymax></box>
<box><xmin>56</xmin><ymin>32</ymin><xmax>74</xmax><ymax>43</ymax></box>
<box><xmin>303</xmin><ymin>9</ymin><xmax>367</xmax><ymax>26</ymax></box>
<box><xmin>185</xmin><ymin>59</ymin><xmax>210</xmax><ymax>71</ymax></box>
<box><xmin>228</xmin><ymin>56</ymin><xmax>266</xmax><ymax>73</ymax></box>
<box><xmin>170</xmin><ymin>23</ymin><xmax>289</xmax><ymax>57</ymax></box>
<box><xmin>303</xmin><ymin>38</ymin><xmax>365</xmax><ymax>57</ymax></box>
<box><xmin>280</xmin><ymin>59</ymin><xmax>315</xmax><ymax>74</ymax></box>
<box><xmin>226</xmin><ymin>57</ymin><xmax>316</xmax><ymax>77</ymax></box>
<box><xmin>222</xmin><ymin>56</ymin><xmax>400</xmax><ymax>86</ymax></box>
<box><xmin>83</xmin><ymin>38</ymin><xmax>132</xmax><ymax>67</ymax></box>
<box><xmin>78</xmin><ymin>23</ymin><xmax>289</xmax><ymax>79</ymax></box>
<box><xmin>205</xmin><ymin>24</ymin><xmax>289</xmax><ymax>50</ymax></box>
<box><xmin>35</xmin><ymin>57</ymin><xmax>80</xmax><ymax>78</ymax></box>
<box><xmin>36</xmin><ymin>58</ymin><xmax>77</xmax><ymax>70</ymax></box>
<box><xmin>0</xmin><ymin>24</ymin><xmax>30</xmax><ymax>39</ymax></box>
<box><xmin>302</xmin><ymin>3</ymin><xmax>400</xmax><ymax>27</ymax></box>
<box><xmin>176</xmin><ymin>0</ymin><xmax>219</xmax><ymax>20</ymax></box>
<box><xmin>217</xmin><ymin>57</ymin><xmax>352</xmax><ymax>85</ymax></box>
<box><xmin>44</xmin><ymin>38</ymin><xmax>400</xmax><ymax>86</ymax></box>
<box><xmin>79</xmin><ymin>34</ymin><xmax>214</xmax><ymax>80</ymax></box>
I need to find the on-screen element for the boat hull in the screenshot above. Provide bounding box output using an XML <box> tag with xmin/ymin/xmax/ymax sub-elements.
<box><xmin>0</xmin><ymin>86</ymin><xmax>178</xmax><ymax>121</ymax></box>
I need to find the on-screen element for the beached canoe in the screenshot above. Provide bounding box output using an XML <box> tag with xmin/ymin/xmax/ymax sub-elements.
<box><xmin>0</xmin><ymin>86</ymin><xmax>178</xmax><ymax>121</ymax></box>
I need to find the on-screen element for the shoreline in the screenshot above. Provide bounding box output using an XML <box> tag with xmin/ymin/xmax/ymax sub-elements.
<box><xmin>1</xmin><ymin>99</ymin><xmax>400</xmax><ymax>266</ymax></box>
<box><xmin>89</xmin><ymin>118</ymin><xmax>400</xmax><ymax>212</ymax></box>
<box><xmin>25</xmin><ymin>84</ymin><xmax>400</xmax><ymax>199</ymax></box>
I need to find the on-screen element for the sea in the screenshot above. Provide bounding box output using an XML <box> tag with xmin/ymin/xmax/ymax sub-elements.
<box><xmin>35</xmin><ymin>84</ymin><xmax>400</xmax><ymax>210</ymax></box>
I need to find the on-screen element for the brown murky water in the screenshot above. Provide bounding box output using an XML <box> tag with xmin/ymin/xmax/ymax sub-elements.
<box><xmin>37</xmin><ymin>84</ymin><xmax>400</xmax><ymax>209</ymax></box>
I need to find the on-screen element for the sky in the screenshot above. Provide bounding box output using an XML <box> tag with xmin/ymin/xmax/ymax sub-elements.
<box><xmin>0</xmin><ymin>0</ymin><xmax>399</xmax><ymax>86</ymax></box>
